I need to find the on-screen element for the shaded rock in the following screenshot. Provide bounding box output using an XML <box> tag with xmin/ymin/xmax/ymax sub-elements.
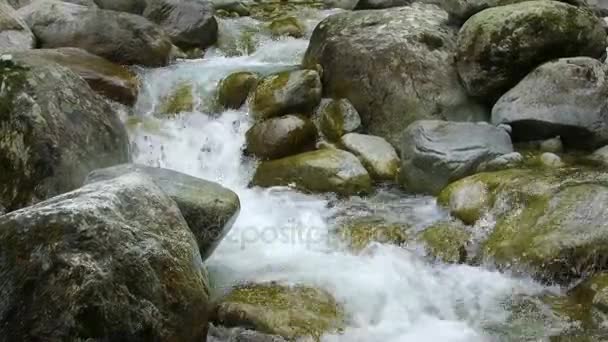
<box><xmin>304</xmin><ymin>3</ymin><xmax>486</xmax><ymax>147</ymax></box>
<box><xmin>355</xmin><ymin>0</ymin><xmax>410</xmax><ymax>9</ymax></box>
<box><xmin>316</xmin><ymin>98</ymin><xmax>361</xmax><ymax>142</ymax></box>
<box><xmin>85</xmin><ymin>164</ymin><xmax>240</xmax><ymax>260</ymax></box>
<box><xmin>245</xmin><ymin>114</ymin><xmax>317</xmax><ymax>160</ymax></box>
<box><xmin>18</xmin><ymin>0</ymin><xmax>173</xmax><ymax>66</ymax></box>
<box><xmin>492</xmin><ymin>57</ymin><xmax>608</xmax><ymax>149</ymax></box>
<box><xmin>571</xmin><ymin>273</ymin><xmax>608</xmax><ymax>314</ymax></box>
<box><xmin>269</xmin><ymin>16</ymin><xmax>304</xmax><ymax>38</ymax></box>
<box><xmin>0</xmin><ymin>57</ymin><xmax>129</xmax><ymax>212</ymax></box>
<box><xmin>208</xmin><ymin>325</ymin><xmax>288</xmax><ymax>342</ymax></box>
<box><xmin>11</xmin><ymin>48</ymin><xmax>139</xmax><ymax>105</ymax></box>
<box><xmin>0</xmin><ymin>0</ymin><xmax>34</xmax><ymax>51</ymax></box>
<box><xmin>218</xmin><ymin>71</ymin><xmax>259</xmax><ymax>109</ymax></box>
<box><xmin>340</xmin><ymin>133</ymin><xmax>399</xmax><ymax>181</ymax></box>
<box><xmin>539</xmin><ymin>152</ymin><xmax>564</xmax><ymax>168</ymax></box>
<box><xmin>212</xmin><ymin>283</ymin><xmax>343</xmax><ymax>340</ymax></box>
<box><xmin>442</xmin><ymin>0</ymin><xmax>586</xmax><ymax>23</ymax></box>
<box><xmin>143</xmin><ymin>0</ymin><xmax>218</xmax><ymax>50</ymax></box>
<box><xmin>93</xmin><ymin>0</ymin><xmax>145</xmax><ymax>13</ymax></box>
<box><xmin>212</xmin><ymin>1</ymin><xmax>250</xmax><ymax>16</ymax></box>
<box><xmin>399</xmin><ymin>120</ymin><xmax>514</xmax><ymax>194</ymax></box>
<box><xmin>336</xmin><ymin>216</ymin><xmax>409</xmax><ymax>251</ymax></box>
<box><xmin>437</xmin><ymin>179</ymin><xmax>489</xmax><ymax>225</ymax></box>
<box><xmin>476</xmin><ymin>152</ymin><xmax>523</xmax><ymax>172</ymax></box>
<box><xmin>418</xmin><ymin>220</ymin><xmax>470</xmax><ymax>263</ymax></box>
<box><xmin>540</xmin><ymin>136</ymin><xmax>564</xmax><ymax>153</ymax></box>
<box><xmin>252</xmin><ymin>69</ymin><xmax>322</xmax><ymax>120</ymax></box>
<box><xmin>159</xmin><ymin>81</ymin><xmax>194</xmax><ymax>114</ymax></box>
<box><xmin>588</xmin><ymin>145</ymin><xmax>608</xmax><ymax>165</ymax></box>
<box><xmin>323</xmin><ymin>0</ymin><xmax>358</xmax><ymax>9</ymax></box>
<box><xmin>0</xmin><ymin>173</ymin><xmax>210</xmax><ymax>341</ymax></box>
<box><xmin>252</xmin><ymin>148</ymin><xmax>372</xmax><ymax>196</ymax></box>
<box><xmin>456</xmin><ymin>1</ymin><xmax>606</xmax><ymax>102</ymax></box>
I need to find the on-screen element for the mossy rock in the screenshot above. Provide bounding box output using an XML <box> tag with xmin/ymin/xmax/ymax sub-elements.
<box><xmin>217</xmin><ymin>71</ymin><xmax>259</xmax><ymax>109</ymax></box>
<box><xmin>212</xmin><ymin>282</ymin><xmax>344</xmax><ymax>340</ymax></box>
<box><xmin>159</xmin><ymin>82</ymin><xmax>195</xmax><ymax>114</ymax></box>
<box><xmin>316</xmin><ymin>98</ymin><xmax>361</xmax><ymax>142</ymax></box>
<box><xmin>252</xmin><ymin>148</ymin><xmax>372</xmax><ymax>196</ymax></box>
<box><xmin>437</xmin><ymin>179</ymin><xmax>490</xmax><ymax>225</ymax></box>
<box><xmin>336</xmin><ymin>216</ymin><xmax>409</xmax><ymax>252</ymax></box>
<box><xmin>269</xmin><ymin>16</ymin><xmax>305</xmax><ymax>38</ymax></box>
<box><xmin>417</xmin><ymin>221</ymin><xmax>470</xmax><ymax>263</ymax></box>
<box><xmin>245</xmin><ymin>114</ymin><xmax>317</xmax><ymax>160</ymax></box>
<box><xmin>340</xmin><ymin>133</ymin><xmax>399</xmax><ymax>182</ymax></box>
<box><xmin>249</xmin><ymin>2</ymin><xmax>325</xmax><ymax>21</ymax></box>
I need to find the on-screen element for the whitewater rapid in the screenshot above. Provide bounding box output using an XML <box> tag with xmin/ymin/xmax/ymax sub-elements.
<box><xmin>128</xmin><ymin>11</ymin><xmax>565</xmax><ymax>342</ymax></box>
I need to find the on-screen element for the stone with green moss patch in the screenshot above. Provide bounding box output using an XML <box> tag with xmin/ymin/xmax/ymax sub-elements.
<box><xmin>269</xmin><ymin>16</ymin><xmax>305</xmax><ymax>38</ymax></box>
<box><xmin>418</xmin><ymin>221</ymin><xmax>470</xmax><ymax>263</ymax></box>
<box><xmin>159</xmin><ymin>81</ymin><xmax>195</xmax><ymax>114</ymax></box>
<box><xmin>316</xmin><ymin>98</ymin><xmax>361</xmax><ymax>142</ymax></box>
<box><xmin>336</xmin><ymin>216</ymin><xmax>409</xmax><ymax>251</ymax></box>
<box><xmin>246</xmin><ymin>114</ymin><xmax>317</xmax><ymax>160</ymax></box>
<box><xmin>438</xmin><ymin>179</ymin><xmax>489</xmax><ymax>225</ymax></box>
<box><xmin>218</xmin><ymin>71</ymin><xmax>259</xmax><ymax>109</ymax></box>
<box><xmin>212</xmin><ymin>282</ymin><xmax>344</xmax><ymax>340</ymax></box>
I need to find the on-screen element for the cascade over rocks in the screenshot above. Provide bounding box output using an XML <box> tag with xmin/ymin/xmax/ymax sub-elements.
<box><xmin>304</xmin><ymin>3</ymin><xmax>486</xmax><ymax>147</ymax></box>
<box><xmin>0</xmin><ymin>0</ymin><xmax>35</xmax><ymax>51</ymax></box>
<box><xmin>492</xmin><ymin>57</ymin><xmax>608</xmax><ymax>149</ymax></box>
<box><xmin>0</xmin><ymin>173</ymin><xmax>211</xmax><ymax>341</ymax></box>
<box><xmin>0</xmin><ymin>57</ymin><xmax>129</xmax><ymax>212</ymax></box>
<box><xmin>86</xmin><ymin>164</ymin><xmax>240</xmax><ymax>260</ymax></box>
<box><xmin>456</xmin><ymin>0</ymin><xmax>606</xmax><ymax>103</ymax></box>
<box><xmin>18</xmin><ymin>0</ymin><xmax>173</xmax><ymax>66</ymax></box>
<box><xmin>399</xmin><ymin>120</ymin><xmax>513</xmax><ymax>194</ymax></box>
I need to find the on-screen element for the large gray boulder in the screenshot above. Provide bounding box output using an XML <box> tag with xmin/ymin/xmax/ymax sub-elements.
<box><xmin>304</xmin><ymin>3</ymin><xmax>486</xmax><ymax>148</ymax></box>
<box><xmin>86</xmin><ymin>164</ymin><xmax>240</xmax><ymax>260</ymax></box>
<box><xmin>492</xmin><ymin>57</ymin><xmax>608</xmax><ymax>149</ymax></box>
<box><xmin>0</xmin><ymin>173</ymin><xmax>210</xmax><ymax>341</ymax></box>
<box><xmin>442</xmin><ymin>0</ymin><xmax>587</xmax><ymax>23</ymax></box>
<box><xmin>18</xmin><ymin>0</ymin><xmax>173</xmax><ymax>66</ymax></box>
<box><xmin>0</xmin><ymin>0</ymin><xmax>35</xmax><ymax>51</ymax></box>
<box><xmin>456</xmin><ymin>0</ymin><xmax>606</xmax><ymax>102</ymax></box>
<box><xmin>143</xmin><ymin>0</ymin><xmax>217</xmax><ymax>50</ymax></box>
<box><xmin>399</xmin><ymin>120</ymin><xmax>513</xmax><ymax>194</ymax></box>
<box><xmin>0</xmin><ymin>57</ymin><xmax>129</xmax><ymax>212</ymax></box>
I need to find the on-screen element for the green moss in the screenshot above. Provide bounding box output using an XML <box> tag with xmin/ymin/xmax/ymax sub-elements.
<box><xmin>319</xmin><ymin>101</ymin><xmax>345</xmax><ymax>142</ymax></box>
<box><xmin>251</xmin><ymin>71</ymin><xmax>291</xmax><ymax>119</ymax></box>
<box><xmin>158</xmin><ymin>82</ymin><xmax>194</xmax><ymax>115</ymax></box>
<box><xmin>418</xmin><ymin>221</ymin><xmax>471</xmax><ymax>263</ymax></box>
<box><xmin>269</xmin><ymin>16</ymin><xmax>305</xmax><ymax>38</ymax></box>
<box><xmin>336</xmin><ymin>216</ymin><xmax>409</xmax><ymax>252</ymax></box>
<box><xmin>217</xmin><ymin>71</ymin><xmax>259</xmax><ymax>109</ymax></box>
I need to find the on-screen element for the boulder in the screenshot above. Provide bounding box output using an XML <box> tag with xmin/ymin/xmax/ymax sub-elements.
<box><xmin>208</xmin><ymin>325</ymin><xmax>288</xmax><ymax>342</ymax></box>
<box><xmin>437</xmin><ymin>179</ymin><xmax>488</xmax><ymax>224</ymax></box>
<box><xmin>355</xmin><ymin>0</ymin><xmax>410</xmax><ymax>9</ymax></box>
<box><xmin>143</xmin><ymin>0</ymin><xmax>218</xmax><ymax>50</ymax></box>
<box><xmin>0</xmin><ymin>173</ymin><xmax>210</xmax><ymax>341</ymax></box>
<box><xmin>539</xmin><ymin>152</ymin><xmax>564</xmax><ymax>168</ymax></box>
<box><xmin>492</xmin><ymin>57</ymin><xmax>608</xmax><ymax>149</ymax></box>
<box><xmin>588</xmin><ymin>145</ymin><xmax>608</xmax><ymax>165</ymax></box>
<box><xmin>476</xmin><ymin>152</ymin><xmax>523</xmax><ymax>172</ymax></box>
<box><xmin>303</xmin><ymin>3</ymin><xmax>486</xmax><ymax>147</ymax></box>
<box><xmin>212</xmin><ymin>283</ymin><xmax>343</xmax><ymax>340</ymax></box>
<box><xmin>212</xmin><ymin>1</ymin><xmax>250</xmax><ymax>16</ymax></box>
<box><xmin>316</xmin><ymin>98</ymin><xmax>361</xmax><ymax>142</ymax></box>
<box><xmin>456</xmin><ymin>1</ymin><xmax>606</xmax><ymax>102</ymax></box>
<box><xmin>323</xmin><ymin>0</ymin><xmax>358</xmax><ymax>9</ymax></box>
<box><xmin>93</xmin><ymin>0</ymin><xmax>146</xmax><ymax>14</ymax></box>
<box><xmin>417</xmin><ymin>220</ymin><xmax>470</xmax><ymax>263</ymax></box>
<box><xmin>399</xmin><ymin>120</ymin><xmax>513</xmax><ymax>194</ymax></box>
<box><xmin>11</xmin><ymin>48</ymin><xmax>139</xmax><ymax>105</ymax></box>
<box><xmin>442</xmin><ymin>0</ymin><xmax>586</xmax><ymax>23</ymax></box>
<box><xmin>336</xmin><ymin>216</ymin><xmax>409</xmax><ymax>251</ymax></box>
<box><xmin>251</xmin><ymin>69</ymin><xmax>322</xmax><ymax>120</ymax></box>
<box><xmin>268</xmin><ymin>16</ymin><xmax>305</xmax><ymax>38</ymax></box>
<box><xmin>0</xmin><ymin>57</ymin><xmax>129</xmax><ymax>212</ymax></box>
<box><xmin>340</xmin><ymin>133</ymin><xmax>399</xmax><ymax>181</ymax></box>
<box><xmin>18</xmin><ymin>0</ymin><xmax>173</xmax><ymax>66</ymax></box>
<box><xmin>245</xmin><ymin>115</ymin><xmax>317</xmax><ymax>160</ymax></box>
<box><xmin>158</xmin><ymin>81</ymin><xmax>195</xmax><ymax>114</ymax></box>
<box><xmin>85</xmin><ymin>164</ymin><xmax>240</xmax><ymax>260</ymax></box>
<box><xmin>217</xmin><ymin>71</ymin><xmax>259</xmax><ymax>109</ymax></box>
<box><xmin>252</xmin><ymin>148</ymin><xmax>372</xmax><ymax>196</ymax></box>
<box><xmin>0</xmin><ymin>0</ymin><xmax>35</xmax><ymax>51</ymax></box>
<box><xmin>539</xmin><ymin>136</ymin><xmax>564</xmax><ymax>153</ymax></box>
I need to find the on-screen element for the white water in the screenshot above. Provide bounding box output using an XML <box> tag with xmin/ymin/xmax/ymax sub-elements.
<box><xmin>129</xmin><ymin>12</ymin><xmax>566</xmax><ymax>342</ymax></box>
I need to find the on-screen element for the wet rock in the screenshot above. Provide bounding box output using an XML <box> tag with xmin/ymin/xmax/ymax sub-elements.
<box><xmin>18</xmin><ymin>0</ymin><xmax>173</xmax><ymax>66</ymax></box>
<box><xmin>246</xmin><ymin>115</ymin><xmax>317</xmax><ymax>160</ymax></box>
<box><xmin>251</xmin><ymin>69</ymin><xmax>322</xmax><ymax>120</ymax></box>
<box><xmin>269</xmin><ymin>16</ymin><xmax>305</xmax><ymax>38</ymax></box>
<box><xmin>588</xmin><ymin>145</ymin><xmax>608</xmax><ymax>165</ymax></box>
<box><xmin>539</xmin><ymin>152</ymin><xmax>564</xmax><ymax>168</ymax></box>
<box><xmin>304</xmin><ymin>3</ymin><xmax>486</xmax><ymax>147</ymax></box>
<box><xmin>571</xmin><ymin>273</ymin><xmax>608</xmax><ymax>314</ymax></box>
<box><xmin>492</xmin><ymin>57</ymin><xmax>608</xmax><ymax>149</ymax></box>
<box><xmin>208</xmin><ymin>325</ymin><xmax>288</xmax><ymax>342</ymax></box>
<box><xmin>159</xmin><ymin>81</ymin><xmax>195</xmax><ymax>114</ymax></box>
<box><xmin>252</xmin><ymin>148</ymin><xmax>372</xmax><ymax>196</ymax></box>
<box><xmin>85</xmin><ymin>164</ymin><xmax>240</xmax><ymax>260</ymax></box>
<box><xmin>456</xmin><ymin>1</ymin><xmax>606</xmax><ymax>102</ymax></box>
<box><xmin>212</xmin><ymin>283</ymin><xmax>344</xmax><ymax>340</ymax></box>
<box><xmin>323</xmin><ymin>0</ymin><xmax>358</xmax><ymax>9</ymax></box>
<box><xmin>218</xmin><ymin>71</ymin><xmax>259</xmax><ymax>109</ymax></box>
<box><xmin>316</xmin><ymin>98</ymin><xmax>361</xmax><ymax>142</ymax></box>
<box><xmin>418</xmin><ymin>221</ymin><xmax>470</xmax><ymax>263</ymax></box>
<box><xmin>0</xmin><ymin>173</ymin><xmax>210</xmax><ymax>341</ymax></box>
<box><xmin>443</xmin><ymin>0</ymin><xmax>587</xmax><ymax>23</ymax></box>
<box><xmin>11</xmin><ymin>48</ymin><xmax>139</xmax><ymax>105</ymax></box>
<box><xmin>540</xmin><ymin>136</ymin><xmax>564</xmax><ymax>153</ymax></box>
<box><xmin>355</xmin><ymin>0</ymin><xmax>410</xmax><ymax>9</ymax></box>
<box><xmin>212</xmin><ymin>1</ymin><xmax>250</xmax><ymax>16</ymax></box>
<box><xmin>437</xmin><ymin>179</ymin><xmax>489</xmax><ymax>225</ymax></box>
<box><xmin>0</xmin><ymin>0</ymin><xmax>35</xmax><ymax>51</ymax></box>
<box><xmin>93</xmin><ymin>0</ymin><xmax>146</xmax><ymax>13</ymax></box>
<box><xmin>399</xmin><ymin>120</ymin><xmax>514</xmax><ymax>194</ymax></box>
<box><xmin>143</xmin><ymin>0</ymin><xmax>218</xmax><ymax>50</ymax></box>
<box><xmin>340</xmin><ymin>133</ymin><xmax>399</xmax><ymax>181</ymax></box>
<box><xmin>0</xmin><ymin>57</ymin><xmax>129</xmax><ymax>212</ymax></box>
<box><xmin>476</xmin><ymin>152</ymin><xmax>523</xmax><ymax>172</ymax></box>
<box><xmin>336</xmin><ymin>216</ymin><xmax>409</xmax><ymax>251</ymax></box>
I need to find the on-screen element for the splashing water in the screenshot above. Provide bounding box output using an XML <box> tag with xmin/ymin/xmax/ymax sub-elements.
<box><xmin>129</xmin><ymin>11</ymin><xmax>567</xmax><ymax>342</ymax></box>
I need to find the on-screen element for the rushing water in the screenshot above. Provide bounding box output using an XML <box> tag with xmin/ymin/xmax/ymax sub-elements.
<box><xmin>128</xmin><ymin>10</ymin><xmax>569</xmax><ymax>342</ymax></box>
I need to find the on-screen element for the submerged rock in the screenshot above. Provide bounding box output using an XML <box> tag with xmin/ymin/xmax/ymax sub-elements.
<box><xmin>0</xmin><ymin>173</ymin><xmax>210</xmax><ymax>341</ymax></box>
<box><xmin>456</xmin><ymin>1</ymin><xmax>606</xmax><ymax>102</ymax></box>
<box><xmin>492</xmin><ymin>57</ymin><xmax>608</xmax><ymax>149</ymax></box>
<box><xmin>399</xmin><ymin>120</ymin><xmax>513</xmax><ymax>194</ymax></box>
<box><xmin>218</xmin><ymin>71</ymin><xmax>259</xmax><ymax>109</ymax></box>
<box><xmin>340</xmin><ymin>133</ymin><xmax>400</xmax><ymax>181</ymax></box>
<box><xmin>316</xmin><ymin>98</ymin><xmax>361</xmax><ymax>142</ymax></box>
<box><xmin>11</xmin><ymin>48</ymin><xmax>139</xmax><ymax>105</ymax></box>
<box><xmin>246</xmin><ymin>115</ymin><xmax>317</xmax><ymax>160</ymax></box>
<box><xmin>336</xmin><ymin>216</ymin><xmax>409</xmax><ymax>251</ymax></box>
<box><xmin>86</xmin><ymin>164</ymin><xmax>240</xmax><ymax>260</ymax></box>
<box><xmin>252</xmin><ymin>69</ymin><xmax>322</xmax><ymax>120</ymax></box>
<box><xmin>0</xmin><ymin>0</ymin><xmax>35</xmax><ymax>51</ymax></box>
<box><xmin>304</xmin><ymin>3</ymin><xmax>486</xmax><ymax>147</ymax></box>
<box><xmin>0</xmin><ymin>57</ymin><xmax>129</xmax><ymax>212</ymax></box>
<box><xmin>18</xmin><ymin>0</ymin><xmax>173</xmax><ymax>66</ymax></box>
<box><xmin>252</xmin><ymin>148</ymin><xmax>372</xmax><ymax>196</ymax></box>
<box><xmin>269</xmin><ymin>16</ymin><xmax>305</xmax><ymax>38</ymax></box>
<box><xmin>159</xmin><ymin>81</ymin><xmax>195</xmax><ymax>114</ymax></box>
<box><xmin>212</xmin><ymin>283</ymin><xmax>344</xmax><ymax>340</ymax></box>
